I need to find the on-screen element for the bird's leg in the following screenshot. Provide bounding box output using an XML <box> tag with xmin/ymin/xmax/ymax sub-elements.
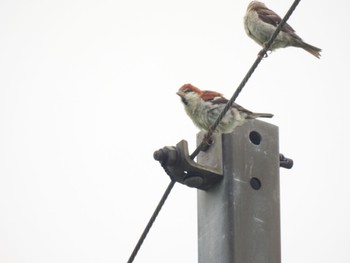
<box><xmin>200</xmin><ymin>132</ymin><xmax>214</xmax><ymax>152</ymax></box>
<box><xmin>258</xmin><ymin>42</ymin><xmax>270</xmax><ymax>58</ymax></box>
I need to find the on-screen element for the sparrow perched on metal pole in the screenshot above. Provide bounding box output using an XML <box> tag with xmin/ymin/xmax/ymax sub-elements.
<box><xmin>177</xmin><ymin>84</ymin><xmax>273</xmax><ymax>134</ymax></box>
<box><xmin>244</xmin><ymin>1</ymin><xmax>321</xmax><ymax>58</ymax></box>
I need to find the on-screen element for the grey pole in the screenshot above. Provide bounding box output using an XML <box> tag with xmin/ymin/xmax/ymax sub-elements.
<box><xmin>197</xmin><ymin>120</ymin><xmax>281</xmax><ymax>263</ymax></box>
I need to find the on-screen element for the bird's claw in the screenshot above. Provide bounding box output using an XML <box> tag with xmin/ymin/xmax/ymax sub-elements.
<box><xmin>200</xmin><ymin>134</ymin><xmax>214</xmax><ymax>152</ymax></box>
<box><xmin>258</xmin><ymin>42</ymin><xmax>271</xmax><ymax>58</ymax></box>
<box><xmin>258</xmin><ymin>49</ymin><xmax>268</xmax><ymax>58</ymax></box>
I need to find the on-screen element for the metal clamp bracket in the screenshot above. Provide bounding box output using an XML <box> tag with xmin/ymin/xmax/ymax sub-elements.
<box><xmin>153</xmin><ymin>140</ymin><xmax>223</xmax><ymax>190</ymax></box>
<box><xmin>154</xmin><ymin>135</ymin><xmax>293</xmax><ymax>191</ymax></box>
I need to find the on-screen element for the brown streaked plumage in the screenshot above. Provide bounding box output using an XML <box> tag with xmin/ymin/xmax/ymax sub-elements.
<box><xmin>244</xmin><ymin>1</ymin><xmax>321</xmax><ymax>58</ymax></box>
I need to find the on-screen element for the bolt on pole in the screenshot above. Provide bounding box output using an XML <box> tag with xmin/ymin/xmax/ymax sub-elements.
<box><xmin>197</xmin><ymin>120</ymin><xmax>281</xmax><ymax>263</ymax></box>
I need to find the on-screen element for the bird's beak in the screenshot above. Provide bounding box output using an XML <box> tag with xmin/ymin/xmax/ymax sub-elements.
<box><xmin>176</xmin><ymin>91</ymin><xmax>184</xmax><ymax>97</ymax></box>
<box><xmin>177</xmin><ymin>90</ymin><xmax>188</xmax><ymax>105</ymax></box>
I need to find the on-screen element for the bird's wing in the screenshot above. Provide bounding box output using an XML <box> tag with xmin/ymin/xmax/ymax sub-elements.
<box><xmin>207</xmin><ymin>96</ymin><xmax>254</xmax><ymax>115</ymax></box>
<box><xmin>201</xmin><ymin>91</ymin><xmax>226</xmax><ymax>102</ymax></box>
<box><xmin>210</xmin><ymin>97</ymin><xmax>229</xmax><ymax>104</ymax></box>
<box><xmin>257</xmin><ymin>8</ymin><xmax>296</xmax><ymax>35</ymax></box>
<box><xmin>231</xmin><ymin>102</ymin><xmax>253</xmax><ymax>115</ymax></box>
<box><xmin>201</xmin><ymin>91</ymin><xmax>255</xmax><ymax>115</ymax></box>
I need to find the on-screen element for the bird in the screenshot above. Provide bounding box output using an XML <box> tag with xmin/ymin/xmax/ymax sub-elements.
<box><xmin>244</xmin><ymin>1</ymin><xmax>322</xmax><ymax>58</ymax></box>
<box><xmin>177</xmin><ymin>83</ymin><xmax>273</xmax><ymax>134</ymax></box>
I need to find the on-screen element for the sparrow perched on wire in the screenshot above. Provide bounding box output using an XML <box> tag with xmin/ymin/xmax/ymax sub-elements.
<box><xmin>244</xmin><ymin>1</ymin><xmax>322</xmax><ymax>58</ymax></box>
<box><xmin>177</xmin><ymin>84</ymin><xmax>273</xmax><ymax>134</ymax></box>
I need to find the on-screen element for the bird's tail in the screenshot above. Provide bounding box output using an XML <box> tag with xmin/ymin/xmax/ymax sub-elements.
<box><xmin>249</xmin><ymin>112</ymin><xmax>274</xmax><ymax>119</ymax></box>
<box><xmin>300</xmin><ymin>41</ymin><xmax>322</xmax><ymax>59</ymax></box>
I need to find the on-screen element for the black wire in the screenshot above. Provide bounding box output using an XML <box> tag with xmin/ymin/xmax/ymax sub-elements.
<box><xmin>127</xmin><ymin>0</ymin><xmax>301</xmax><ymax>261</ymax></box>
<box><xmin>127</xmin><ymin>180</ymin><xmax>176</xmax><ymax>263</ymax></box>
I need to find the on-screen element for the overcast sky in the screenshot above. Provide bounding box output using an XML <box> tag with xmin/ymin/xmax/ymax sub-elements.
<box><xmin>0</xmin><ymin>0</ymin><xmax>349</xmax><ymax>262</ymax></box>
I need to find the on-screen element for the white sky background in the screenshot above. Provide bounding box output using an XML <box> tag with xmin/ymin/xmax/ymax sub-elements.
<box><xmin>0</xmin><ymin>0</ymin><xmax>349</xmax><ymax>262</ymax></box>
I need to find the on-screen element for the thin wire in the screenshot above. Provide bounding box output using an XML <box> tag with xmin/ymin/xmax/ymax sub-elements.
<box><xmin>127</xmin><ymin>0</ymin><xmax>301</xmax><ymax>261</ymax></box>
<box><xmin>127</xmin><ymin>180</ymin><xmax>176</xmax><ymax>263</ymax></box>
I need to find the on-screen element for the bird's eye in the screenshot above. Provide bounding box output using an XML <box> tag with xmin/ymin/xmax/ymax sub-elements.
<box><xmin>183</xmin><ymin>88</ymin><xmax>192</xmax><ymax>93</ymax></box>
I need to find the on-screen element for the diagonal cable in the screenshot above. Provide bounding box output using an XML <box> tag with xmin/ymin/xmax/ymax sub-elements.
<box><xmin>127</xmin><ymin>0</ymin><xmax>301</xmax><ymax>261</ymax></box>
<box><xmin>127</xmin><ymin>180</ymin><xmax>176</xmax><ymax>263</ymax></box>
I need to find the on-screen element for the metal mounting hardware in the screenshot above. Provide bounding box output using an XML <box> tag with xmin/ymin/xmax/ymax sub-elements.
<box><xmin>153</xmin><ymin>140</ymin><xmax>223</xmax><ymax>190</ymax></box>
<box><xmin>153</xmin><ymin>139</ymin><xmax>293</xmax><ymax>191</ymax></box>
<box><xmin>279</xmin><ymin>154</ymin><xmax>293</xmax><ymax>169</ymax></box>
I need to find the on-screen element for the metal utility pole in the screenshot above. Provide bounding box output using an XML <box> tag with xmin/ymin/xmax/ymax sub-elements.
<box><xmin>154</xmin><ymin>119</ymin><xmax>292</xmax><ymax>263</ymax></box>
<box><xmin>197</xmin><ymin>120</ymin><xmax>281</xmax><ymax>263</ymax></box>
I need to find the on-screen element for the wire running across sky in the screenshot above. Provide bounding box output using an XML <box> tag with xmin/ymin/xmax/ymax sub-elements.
<box><xmin>127</xmin><ymin>0</ymin><xmax>301</xmax><ymax>262</ymax></box>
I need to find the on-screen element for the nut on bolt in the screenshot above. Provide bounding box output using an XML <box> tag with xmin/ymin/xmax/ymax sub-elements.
<box><xmin>153</xmin><ymin>149</ymin><xmax>164</xmax><ymax>162</ymax></box>
<box><xmin>153</xmin><ymin>146</ymin><xmax>178</xmax><ymax>166</ymax></box>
